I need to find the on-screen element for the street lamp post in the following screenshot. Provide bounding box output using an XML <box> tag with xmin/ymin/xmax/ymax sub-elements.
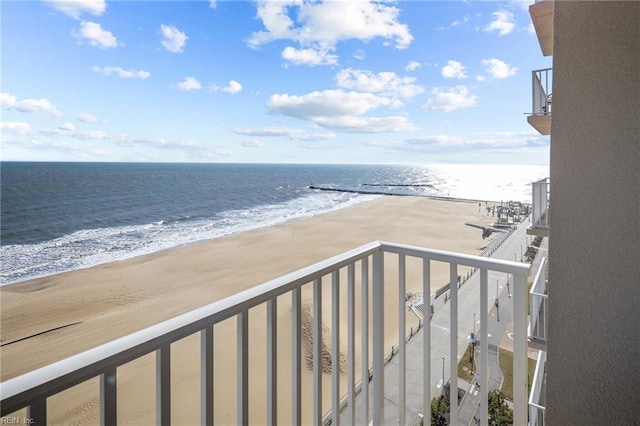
<box><xmin>442</xmin><ymin>357</ymin><xmax>445</xmax><ymax>396</ymax></box>
<box><xmin>471</xmin><ymin>313</ymin><xmax>476</xmax><ymax>374</ymax></box>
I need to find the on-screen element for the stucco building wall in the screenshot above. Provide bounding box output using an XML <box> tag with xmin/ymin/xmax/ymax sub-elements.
<box><xmin>547</xmin><ymin>1</ymin><xmax>640</xmax><ymax>423</ymax></box>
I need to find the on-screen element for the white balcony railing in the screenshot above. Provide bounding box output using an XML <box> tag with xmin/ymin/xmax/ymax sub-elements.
<box><xmin>531</xmin><ymin>68</ymin><xmax>552</xmax><ymax>116</ymax></box>
<box><xmin>529</xmin><ymin>257</ymin><xmax>548</xmax><ymax>343</ymax></box>
<box><xmin>531</xmin><ymin>178</ymin><xmax>550</xmax><ymax>234</ymax></box>
<box><xmin>528</xmin><ymin>350</ymin><xmax>547</xmax><ymax>426</ymax></box>
<box><xmin>0</xmin><ymin>241</ymin><xmax>530</xmax><ymax>426</ymax></box>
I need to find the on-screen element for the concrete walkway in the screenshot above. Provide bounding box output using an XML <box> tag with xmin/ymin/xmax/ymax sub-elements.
<box><xmin>338</xmin><ymin>218</ymin><xmax>538</xmax><ymax>425</ymax></box>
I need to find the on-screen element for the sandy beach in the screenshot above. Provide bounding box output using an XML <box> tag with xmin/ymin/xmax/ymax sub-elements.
<box><xmin>1</xmin><ymin>196</ymin><xmax>497</xmax><ymax>424</ymax></box>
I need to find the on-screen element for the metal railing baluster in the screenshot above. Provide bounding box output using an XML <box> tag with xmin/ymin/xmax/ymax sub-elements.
<box><xmin>347</xmin><ymin>263</ymin><xmax>355</xmax><ymax>426</ymax></box>
<box><xmin>292</xmin><ymin>287</ymin><xmax>302</xmax><ymax>425</ymax></box>
<box><xmin>398</xmin><ymin>254</ymin><xmax>406</xmax><ymax>426</ymax></box>
<box><xmin>449</xmin><ymin>262</ymin><xmax>458</xmax><ymax>426</ymax></box>
<box><xmin>267</xmin><ymin>298</ymin><xmax>277</xmax><ymax>426</ymax></box>
<box><xmin>331</xmin><ymin>271</ymin><xmax>340</xmax><ymax>426</ymax></box>
<box><xmin>237</xmin><ymin>310</ymin><xmax>249</xmax><ymax>426</ymax></box>
<box><xmin>361</xmin><ymin>257</ymin><xmax>369</xmax><ymax>425</ymax></box>
<box><xmin>100</xmin><ymin>367</ymin><xmax>117</xmax><ymax>426</ymax></box>
<box><xmin>201</xmin><ymin>326</ymin><xmax>214</xmax><ymax>426</ymax></box>
<box><xmin>156</xmin><ymin>345</ymin><xmax>171</xmax><ymax>426</ymax></box>
<box><xmin>313</xmin><ymin>278</ymin><xmax>322</xmax><ymax>426</ymax></box>
<box><xmin>371</xmin><ymin>250</ymin><xmax>384</xmax><ymax>424</ymax></box>
<box><xmin>422</xmin><ymin>258</ymin><xmax>431</xmax><ymax>423</ymax></box>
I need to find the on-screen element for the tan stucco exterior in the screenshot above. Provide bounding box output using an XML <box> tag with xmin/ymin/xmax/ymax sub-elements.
<box><xmin>547</xmin><ymin>1</ymin><xmax>640</xmax><ymax>423</ymax></box>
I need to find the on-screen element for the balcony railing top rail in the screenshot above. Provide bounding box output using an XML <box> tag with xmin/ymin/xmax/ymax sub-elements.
<box><xmin>1</xmin><ymin>241</ymin><xmax>531</xmax><ymax>426</ymax></box>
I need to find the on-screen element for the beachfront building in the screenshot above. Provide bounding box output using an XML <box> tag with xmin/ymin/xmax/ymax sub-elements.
<box><xmin>527</xmin><ymin>1</ymin><xmax>639</xmax><ymax>425</ymax></box>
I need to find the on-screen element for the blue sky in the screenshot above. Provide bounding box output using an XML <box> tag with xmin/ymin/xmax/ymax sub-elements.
<box><xmin>1</xmin><ymin>0</ymin><xmax>551</xmax><ymax>164</ymax></box>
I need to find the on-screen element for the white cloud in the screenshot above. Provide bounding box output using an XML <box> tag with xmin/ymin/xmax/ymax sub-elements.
<box><xmin>176</xmin><ymin>77</ymin><xmax>202</xmax><ymax>91</ymax></box>
<box><xmin>232</xmin><ymin>127</ymin><xmax>298</xmax><ymax>137</ymax></box>
<box><xmin>239</xmin><ymin>139</ymin><xmax>264</xmax><ymax>148</ymax></box>
<box><xmin>211</xmin><ymin>80</ymin><xmax>243</xmax><ymax>94</ymax></box>
<box><xmin>232</xmin><ymin>126</ymin><xmax>336</xmax><ymax>141</ymax></box>
<box><xmin>482</xmin><ymin>58</ymin><xmax>518</xmax><ymax>79</ymax></box>
<box><xmin>160</xmin><ymin>24</ymin><xmax>188</xmax><ymax>53</ymax></box>
<box><xmin>58</xmin><ymin>122</ymin><xmax>76</xmax><ymax>132</ymax></box>
<box><xmin>281</xmin><ymin>46</ymin><xmax>338</xmax><ymax>66</ymax></box>
<box><xmin>423</xmin><ymin>86</ymin><xmax>478</xmax><ymax>112</ymax></box>
<box><xmin>268</xmin><ymin>90</ymin><xmax>394</xmax><ymax>119</ymax></box>
<box><xmin>441</xmin><ymin>60</ymin><xmax>467</xmax><ymax>79</ymax></box>
<box><xmin>313</xmin><ymin>115</ymin><xmax>416</xmax><ymax>133</ymax></box>
<box><xmin>1</xmin><ymin>121</ymin><xmax>33</xmax><ymax>135</ymax></box>
<box><xmin>267</xmin><ymin>89</ymin><xmax>416</xmax><ymax>133</ymax></box>
<box><xmin>296</xmin><ymin>133</ymin><xmax>335</xmax><ymax>141</ymax></box>
<box><xmin>78</xmin><ymin>112</ymin><xmax>99</xmax><ymax>123</ymax></box>
<box><xmin>483</xmin><ymin>11</ymin><xmax>515</xmax><ymax>36</ymax></box>
<box><xmin>451</xmin><ymin>15</ymin><xmax>471</xmax><ymax>27</ymax></box>
<box><xmin>222</xmin><ymin>80</ymin><xmax>242</xmax><ymax>94</ymax></box>
<box><xmin>209</xmin><ymin>0</ymin><xmax>217</xmax><ymax>9</ymax></box>
<box><xmin>406</xmin><ymin>61</ymin><xmax>421</xmax><ymax>72</ymax></box>
<box><xmin>74</xmin><ymin>21</ymin><xmax>118</xmax><ymax>48</ymax></box>
<box><xmin>248</xmin><ymin>0</ymin><xmax>412</xmax><ymax>65</ymax></box>
<box><xmin>43</xmin><ymin>0</ymin><xmax>106</xmax><ymax>19</ymax></box>
<box><xmin>92</xmin><ymin>66</ymin><xmax>150</xmax><ymax>79</ymax></box>
<box><xmin>335</xmin><ymin>68</ymin><xmax>424</xmax><ymax>98</ymax></box>
<box><xmin>1</xmin><ymin>92</ymin><xmax>63</xmax><ymax>117</ymax></box>
<box><xmin>353</xmin><ymin>50</ymin><xmax>365</xmax><ymax>60</ymax></box>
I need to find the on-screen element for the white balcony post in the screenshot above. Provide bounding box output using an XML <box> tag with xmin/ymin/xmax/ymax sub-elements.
<box><xmin>100</xmin><ymin>367</ymin><xmax>117</xmax><ymax>426</ymax></box>
<box><xmin>237</xmin><ymin>310</ymin><xmax>249</xmax><ymax>426</ymax></box>
<box><xmin>422</xmin><ymin>259</ymin><xmax>431</xmax><ymax>423</ymax></box>
<box><xmin>201</xmin><ymin>326</ymin><xmax>214</xmax><ymax>426</ymax></box>
<box><xmin>266</xmin><ymin>298</ymin><xmax>277</xmax><ymax>426</ymax></box>
<box><xmin>479</xmin><ymin>269</ymin><xmax>489</xmax><ymax>426</ymax></box>
<box><xmin>291</xmin><ymin>287</ymin><xmax>302</xmax><ymax>425</ymax></box>
<box><xmin>156</xmin><ymin>345</ymin><xmax>171</xmax><ymax>426</ymax></box>
<box><xmin>347</xmin><ymin>263</ymin><xmax>356</xmax><ymax>426</ymax></box>
<box><xmin>513</xmin><ymin>271</ymin><xmax>528</xmax><ymax>426</ymax></box>
<box><xmin>313</xmin><ymin>277</ymin><xmax>323</xmax><ymax>426</ymax></box>
<box><xmin>449</xmin><ymin>263</ymin><xmax>458</xmax><ymax>426</ymax></box>
<box><xmin>361</xmin><ymin>257</ymin><xmax>370</xmax><ymax>424</ymax></box>
<box><xmin>331</xmin><ymin>271</ymin><xmax>341</xmax><ymax>426</ymax></box>
<box><xmin>372</xmin><ymin>250</ymin><xmax>385</xmax><ymax>424</ymax></box>
<box><xmin>398</xmin><ymin>254</ymin><xmax>406</xmax><ymax>426</ymax></box>
<box><xmin>27</xmin><ymin>399</ymin><xmax>46</xmax><ymax>425</ymax></box>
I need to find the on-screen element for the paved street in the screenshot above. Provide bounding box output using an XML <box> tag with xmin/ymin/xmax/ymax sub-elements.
<box><xmin>339</xmin><ymin>217</ymin><xmax>541</xmax><ymax>425</ymax></box>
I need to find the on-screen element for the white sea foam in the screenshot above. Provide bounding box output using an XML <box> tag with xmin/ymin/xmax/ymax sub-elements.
<box><xmin>0</xmin><ymin>191</ymin><xmax>377</xmax><ymax>285</ymax></box>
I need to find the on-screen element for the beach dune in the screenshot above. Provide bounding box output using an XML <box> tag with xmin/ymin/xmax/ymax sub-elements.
<box><xmin>1</xmin><ymin>196</ymin><xmax>495</xmax><ymax>424</ymax></box>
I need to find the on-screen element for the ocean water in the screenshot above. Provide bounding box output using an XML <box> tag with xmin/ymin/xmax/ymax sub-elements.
<box><xmin>0</xmin><ymin>162</ymin><xmax>548</xmax><ymax>285</ymax></box>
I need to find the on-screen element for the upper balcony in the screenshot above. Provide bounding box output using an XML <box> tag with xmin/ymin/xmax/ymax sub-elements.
<box><xmin>529</xmin><ymin>0</ymin><xmax>554</xmax><ymax>56</ymax></box>
<box><xmin>528</xmin><ymin>178</ymin><xmax>550</xmax><ymax>237</ymax></box>
<box><xmin>1</xmin><ymin>241</ymin><xmax>535</xmax><ymax>426</ymax></box>
<box><xmin>527</xmin><ymin>68</ymin><xmax>553</xmax><ymax>135</ymax></box>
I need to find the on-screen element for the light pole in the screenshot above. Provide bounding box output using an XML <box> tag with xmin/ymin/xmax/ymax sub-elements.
<box><xmin>471</xmin><ymin>313</ymin><xmax>476</xmax><ymax>374</ymax></box>
<box><xmin>495</xmin><ymin>279</ymin><xmax>500</xmax><ymax>320</ymax></box>
<box><xmin>442</xmin><ymin>357</ymin><xmax>445</xmax><ymax>396</ymax></box>
<box><xmin>472</xmin><ymin>312</ymin><xmax>476</xmax><ymax>342</ymax></box>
